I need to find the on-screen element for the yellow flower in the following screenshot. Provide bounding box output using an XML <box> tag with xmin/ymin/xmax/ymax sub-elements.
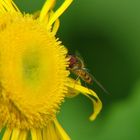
<box><xmin>0</xmin><ymin>0</ymin><xmax>102</xmax><ymax>140</ymax></box>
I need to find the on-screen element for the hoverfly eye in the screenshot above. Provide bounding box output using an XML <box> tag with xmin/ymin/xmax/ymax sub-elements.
<box><xmin>68</xmin><ymin>55</ymin><xmax>77</xmax><ymax>68</ymax></box>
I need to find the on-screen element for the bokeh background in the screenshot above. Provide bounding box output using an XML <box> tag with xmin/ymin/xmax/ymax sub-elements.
<box><xmin>14</xmin><ymin>0</ymin><xmax>140</xmax><ymax>140</ymax></box>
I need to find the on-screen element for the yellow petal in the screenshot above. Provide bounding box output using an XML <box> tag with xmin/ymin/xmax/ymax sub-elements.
<box><xmin>47</xmin><ymin>0</ymin><xmax>73</xmax><ymax>27</ymax></box>
<box><xmin>0</xmin><ymin>0</ymin><xmax>20</xmax><ymax>13</ymax></box>
<box><xmin>11</xmin><ymin>128</ymin><xmax>20</xmax><ymax>140</ymax></box>
<box><xmin>54</xmin><ymin>119</ymin><xmax>71</xmax><ymax>140</ymax></box>
<box><xmin>2</xmin><ymin>128</ymin><xmax>12</xmax><ymax>140</ymax></box>
<box><xmin>42</xmin><ymin>127</ymin><xmax>48</xmax><ymax>140</ymax></box>
<box><xmin>65</xmin><ymin>79</ymin><xmax>81</xmax><ymax>98</ymax></box>
<box><xmin>66</xmin><ymin>78</ymin><xmax>102</xmax><ymax>121</ymax></box>
<box><xmin>18</xmin><ymin>130</ymin><xmax>27</xmax><ymax>140</ymax></box>
<box><xmin>83</xmin><ymin>91</ymin><xmax>102</xmax><ymax>121</ymax></box>
<box><xmin>46</xmin><ymin>121</ymin><xmax>59</xmax><ymax>140</ymax></box>
<box><xmin>36</xmin><ymin>129</ymin><xmax>42</xmax><ymax>140</ymax></box>
<box><xmin>49</xmin><ymin>11</ymin><xmax>60</xmax><ymax>35</ymax></box>
<box><xmin>39</xmin><ymin>0</ymin><xmax>56</xmax><ymax>22</ymax></box>
<box><xmin>31</xmin><ymin>129</ymin><xmax>38</xmax><ymax>140</ymax></box>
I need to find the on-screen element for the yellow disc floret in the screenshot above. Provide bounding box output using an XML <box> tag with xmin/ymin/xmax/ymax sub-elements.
<box><xmin>0</xmin><ymin>1</ymin><xmax>102</xmax><ymax>140</ymax></box>
<box><xmin>0</xmin><ymin>13</ymin><xmax>69</xmax><ymax>129</ymax></box>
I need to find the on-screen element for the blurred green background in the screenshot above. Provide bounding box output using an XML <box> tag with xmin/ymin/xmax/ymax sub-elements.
<box><xmin>14</xmin><ymin>0</ymin><xmax>140</xmax><ymax>140</ymax></box>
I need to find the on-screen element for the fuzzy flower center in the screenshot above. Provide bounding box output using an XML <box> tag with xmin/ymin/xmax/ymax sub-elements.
<box><xmin>0</xmin><ymin>13</ymin><xmax>69</xmax><ymax>129</ymax></box>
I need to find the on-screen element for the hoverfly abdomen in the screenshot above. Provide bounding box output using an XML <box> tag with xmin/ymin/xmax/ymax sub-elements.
<box><xmin>80</xmin><ymin>70</ymin><xmax>93</xmax><ymax>84</ymax></box>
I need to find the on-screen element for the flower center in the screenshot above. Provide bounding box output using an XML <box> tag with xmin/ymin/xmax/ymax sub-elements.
<box><xmin>22</xmin><ymin>48</ymin><xmax>40</xmax><ymax>85</ymax></box>
<box><xmin>0</xmin><ymin>13</ymin><xmax>69</xmax><ymax>129</ymax></box>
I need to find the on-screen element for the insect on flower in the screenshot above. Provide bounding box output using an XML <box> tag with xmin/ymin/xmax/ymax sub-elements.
<box><xmin>67</xmin><ymin>54</ymin><xmax>93</xmax><ymax>84</ymax></box>
<box><xmin>67</xmin><ymin>54</ymin><xmax>109</xmax><ymax>94</ymax></box>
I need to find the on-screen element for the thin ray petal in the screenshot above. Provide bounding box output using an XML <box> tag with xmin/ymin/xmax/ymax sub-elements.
<box><xmin>39</xmin><ymin>0</ymin><xmax>56</xmax><ymax>22</ymax></box>
<box><xmin>66</xmin><ymin>78</ymin><xmax>102</xmax><ymax>121</ymax></box>
<box><xmin>48</xmin><ymin>0</ymin><xmax>73</xmax><ymax>27</ymax></box>
<box><xmin>46</xmin><ymin>121</ymin><xmax>58</xmax><ymax>140</ymax></box>
<box><xmin>54</xmin><ymin>119</ymin><xmax>71</xmax><ymax>140</ymax></box>
<box><xmin>36</xmin><ymin>129</ymin><xmax>42</xmax><ymax>140</ymax></box>
<box><xmin>18</xmin><ymin>130</ymin><xmax>28</xmax><ymax>140</ymax></box>
<box><xmin>31</xmin><ymin>129</ymin><xmax>38</xmax><ymax>140</ymax></box>
<box><xmin>0</xmin><ymin>0</ymin><xmax>20</xmax><ymax>13</ymax></box>
<box><xmin>2</xmin><ymin>128</ymin><xmax>12</xmax><ymax>140</ymax></box>
<box><xmin>42</xmin><ymin>127</ymin><xmax>47</xmax><ymax>140</ymax></box>
<box><xmin>11</xmin><ymin>128</ymin><xmax>20</xmax><ymax>140</ymax></box>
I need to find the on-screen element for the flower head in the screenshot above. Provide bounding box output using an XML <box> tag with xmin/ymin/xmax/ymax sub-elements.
<box><xmin>0</xmin><ymin>0</ymin><xmax>102</xmax><ymax>140</ymax></box>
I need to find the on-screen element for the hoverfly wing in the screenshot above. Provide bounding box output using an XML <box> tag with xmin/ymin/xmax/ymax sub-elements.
<box><xmin>91</xmin><ymin>74</ymin><xmax>110</xmax><ymax>95</ymax></box>
<box><xmin>75</xmin><ymin>51</ymin><xmax>86</xmax><ymax>67</ymax></box>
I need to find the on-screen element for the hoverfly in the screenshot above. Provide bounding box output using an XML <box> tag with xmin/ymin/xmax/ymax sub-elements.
<box><xmin>67</xmin><ymin>54</ymin><xmax>109</xmax><ymax>94</ymax></box>
<box><xmin>67</xmin><ymin>54</ymin><xmax>93</xmax><ymax>84</ymax></box>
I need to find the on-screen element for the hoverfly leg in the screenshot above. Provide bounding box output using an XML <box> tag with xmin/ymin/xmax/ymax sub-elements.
<box><xmin>73</xmin><ymin>75</ymin><xmax>80</xmax><ymax>89</ymax></box>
